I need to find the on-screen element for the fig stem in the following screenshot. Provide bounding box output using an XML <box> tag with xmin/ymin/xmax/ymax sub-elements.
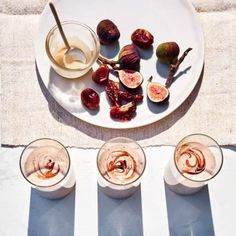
<box><xmin>148</xmin><ymin>76</ymin><xmax>153</xmax><ymax>82</ymax></box>
<box><xmin>165</xmin><ymin>48</ymin><xmax>192</xmax><ymax>88</ymax></box>
<box><xmin>98</xmin><ymin>55</ymin><xmax>120</xmax><ymax>70</ymax></box>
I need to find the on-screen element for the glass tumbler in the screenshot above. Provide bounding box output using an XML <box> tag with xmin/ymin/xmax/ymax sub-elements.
<box><xmin>45</xmin><ymin>21</ymin><xmax>100</xmax><ymax>79</ymax></box>
<box><xmin>164</xmin><ymin>133</ymin><xmax>223</xmax><ymax>195</ymax></box>
<box><xmin>20</xmin><ymin>138</ymin><xmax>76</xmax><ymax>199</ymax></box>
<box><xmin>97</xmin><ymin>137</ymin><xmax>146</xmax><ymax>199</ymax></box>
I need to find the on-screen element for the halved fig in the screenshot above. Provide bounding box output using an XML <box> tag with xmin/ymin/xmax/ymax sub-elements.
<box><xmin>147</xmin><ymin>76</ymin><xmax>169</xmax><ymax>103</ymax></box>
<box><xmin>117</xmin><ymin>70</ymin><xmax>143</xmax><ymax>90</ymax></box>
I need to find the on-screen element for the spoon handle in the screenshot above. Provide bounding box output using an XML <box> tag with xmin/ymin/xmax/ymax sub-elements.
<box><xmin>49</xmin><ymin>2</ymin><xmax>70</xmax><ymax>50</ymax></box>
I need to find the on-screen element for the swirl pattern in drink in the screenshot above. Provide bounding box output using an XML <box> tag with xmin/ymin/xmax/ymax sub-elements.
<box><xmin>20</xmin><ymin>138</ymin><xmax>75</xmax><ymax>199</ymax></box>
<box><xmin>105</xmin><ymin>150</ymin><xmax>138</xmax><ymax>185</ymax></box>
<box><xmin>24</xmin><ymin>146</ymin><xmax>68</xmax><ymax>187</ymax></box>
<box><xmin>176</xmin><ymin>142</ymin><xmax>216</xmax><ymax>180</ymax></box>
<box><xmin>97</xmin><ymin>137</ymin><xmax>146</xmax><ymax>198</ymax></box>
<box><xmin>164</xmin><ymin>134</ymin><xmax>223</xmax><ymax>195</ymax></box>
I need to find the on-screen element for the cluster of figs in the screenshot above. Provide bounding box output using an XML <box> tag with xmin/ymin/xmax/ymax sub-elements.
<box><xmin>81</xmin><ymin>19</ymin><xmax>192</xmax><ymax>121</ymax></box>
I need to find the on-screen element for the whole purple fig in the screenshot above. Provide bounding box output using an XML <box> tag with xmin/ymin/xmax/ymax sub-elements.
<box><xmin>96</xmin><ymin>19</ymin><xmax>120</xmax><ymax>45</ymax></box>
<box><xmin>118</xmin><ymin>44</ymin><xmax>140</xmax><ymax>70</ymax></box>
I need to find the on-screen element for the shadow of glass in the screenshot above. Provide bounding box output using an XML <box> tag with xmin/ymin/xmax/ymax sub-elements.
<box><xmin>97</xmin><ymin>184</ymin><xmax>144</xmax><ymax>236</ymax></box>
<box><xmin>27</xmin><ymin>187</ymin><xmax>76</xmax><ymax>236</ymax></box>
<box><xmin>164</xmin><ymin>183</ymin><xmax>215</xmax><ymax>236</ymax></box>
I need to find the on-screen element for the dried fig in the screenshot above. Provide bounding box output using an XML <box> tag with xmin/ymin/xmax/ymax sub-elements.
<box><xmin>105</xmin><ymin>79</ymin><xmax>121</xmax><ymax>107</ymax></box>
<box><xmin>92</xmin><ymin>64</ymin><xmax>110</xmax><ymax>85</ymax></box>
<box><xmin>110</xmin><ymin>102</ymin><xmax>137</xmax><ymax>121</ymax></box>
<box><xmin>81</xmin><ymin>88</ymin><xmax>100</xmax><ymax>110</ymax></box>
<box><xmin>118</xmin><ymin>91</ymin><xmax>143</xmax><ymax>103</ymax></box>
<box><xmin>131</xmin><ymin>28</ymin><xmax>154</xmax><ymax>49</ymax></box>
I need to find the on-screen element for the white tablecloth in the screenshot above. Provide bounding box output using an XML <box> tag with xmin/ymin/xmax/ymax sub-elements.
<box><xmin>1</xmin><ymin>0</ymin><xmax>236</xmax><ymax>148</ymax></box>
<box><xmin>0</xmin><ymin>146</ymin><xmax>235</xmax><ymax>236</ymax></box>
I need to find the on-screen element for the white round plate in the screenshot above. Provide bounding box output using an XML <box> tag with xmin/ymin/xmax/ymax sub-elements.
<box><xmin>35</xmin><ymin>0</ymin><xmax>204</xmax><ymax>129</ymax></box>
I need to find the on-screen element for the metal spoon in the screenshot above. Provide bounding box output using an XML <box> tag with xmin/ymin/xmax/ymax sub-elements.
<box><xmin>49</xmin><ymin>2</ymin><xmax>86</xmax><ymax>65</ymax></box>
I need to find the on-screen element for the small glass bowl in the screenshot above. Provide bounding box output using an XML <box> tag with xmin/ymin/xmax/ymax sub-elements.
<box><xmin>45</xmin><ymin>21</ymin><xmax>100</xmax><ymax>79</ymax></box>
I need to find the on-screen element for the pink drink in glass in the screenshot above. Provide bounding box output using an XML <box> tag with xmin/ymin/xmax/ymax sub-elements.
<box><xmin>97</xmin><ymin>137</ymin><xmax>146</xmax><ymax>198</ymax></box>
<box><xmin>20</xmin><ymin>138</ymin><xmax>75</xmax><ymax>199</ymax></box>
<box><xmin>164</xmin><ymin>134</ymin><xmax>223</xmax><ymax>195</ymax></box>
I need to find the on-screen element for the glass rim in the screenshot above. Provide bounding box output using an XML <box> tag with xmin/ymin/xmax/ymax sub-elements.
<box><xmin>174</xmin><ymin>133</ymin><xmax>224</xmax><ymax>183</ymax></box>
<box><xmin>45</xmin><ymin>20</ymin><xmax>100</xmax><ymax>72</ymax></box>
<box><xmin>19</xmin><ymin>138</ymin><xmax>71</xmax><ymax>188</ymax></box>
<box><xmin>96</xmin><ymin>137</ymin><xmax>147</xmax><ymax>186</ymax></box>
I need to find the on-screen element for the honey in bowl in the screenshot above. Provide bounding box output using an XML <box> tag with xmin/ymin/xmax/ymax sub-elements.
<box><xmin>45</xmin><ymin>21</ymin><xmax>100</xmax><ymax>79</ymax></box>
<box><xmin>54</xmin><ymin>39</ymin><xmax>92</xmax><ymax>70</ymax></box>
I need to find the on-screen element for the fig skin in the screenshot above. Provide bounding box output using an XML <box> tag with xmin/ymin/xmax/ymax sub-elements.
<box><xmin>131</xmin><ymin>28</ymin><xmax>154</xmax><ymax>49</ymax></box>
<box><xmin>81</xmin><ymin>88</ymin><xmax>100</xmax><ymax>110</ymax></box>
<box><xmin>156</xmin><ymin>42</ymin><xmax>180</xmax><ymax>64</ymax></box>
<box><xmin>97</xmin><ymin>44</ymin><xmax>140</xmax><ymax>70</ymax></box>
<box><xmin>96</xmin><ymin>19</ymin><xmax>120</xmax><ymax>45</ymax></box>
<box><xmin>118</xmin><ymin>91</ymin><xmax>143</xmax><ymax>103</ymax></box>
<box><xmin>110</xmin><ymin>102</ymin><xmax>137</xmax><ymax>121</ymax></box>
<box><xmin>118</xmin><ymin>44</ymin><xmax>140</xmax><ymax>70</ymax></box>
<box><xmin>92</xmin><ymin>64</ymin><xmax>110</xmax><ymax>85</ymax></box>
<box><xmin>147</xmin><ymin>77</ymin><xmax>169</xmax><ymax>104</ymax></box>
<box><xmin>117</xmin><ymin>69</ymin><xmax>143</xmax><ymax>90</ymax></box>
<box><xmin>105</xmin><ymin>79</ymin><xmax>121</xmax><ymax>107</ymax></box>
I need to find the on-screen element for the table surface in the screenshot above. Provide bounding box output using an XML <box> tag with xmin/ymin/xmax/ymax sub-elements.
<box><xmin>1</xmin><ymin>0</ymin><xmax>236</xmax><ymax>147</ymax></box>
<box><xmin>0</xmin><ymin>146</ymin><xmax>235</xmax><ymax>236</ymax></box>
<box><xmin>1</xmin><ymin>0</ymin><xmax>236</xmax><ymax>235</ymax></box>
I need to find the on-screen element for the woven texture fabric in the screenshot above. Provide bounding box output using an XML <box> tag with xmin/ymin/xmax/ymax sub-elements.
<box><xmin>1</xmin><ymin>0</ymin><xmax>236</xmax><ymax>147</ymax></box>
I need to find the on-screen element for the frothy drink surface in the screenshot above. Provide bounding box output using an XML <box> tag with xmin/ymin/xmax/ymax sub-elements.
<box><xmin>175</xmin><ymin>142</ymin><xmax>216</xmax><ymax>181</ymax></box>
<box><xmin>99</xmin><ymin>145</ymin><xmax>143</xmax><ymax>185</ymax></box>
<box><xmin>165</xmin><ymin>141</ymin><xmax>217</xmax><ymax>195</ymax></box>
<box><xmin>24</xmin><ymin>146</ymin><xmax>69</xmax><ymax>187</ymax></box>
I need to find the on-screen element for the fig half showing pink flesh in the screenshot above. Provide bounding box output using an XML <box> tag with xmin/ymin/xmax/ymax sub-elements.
<box><xmin>147</xmin><ymin>77</ymin><xmax>169</xmax><ymax>103</ymax></box>
<box><xmin>117</xmin><ymin>69</ymin><xmax>143</xmax><ymax>90</ymax></box>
